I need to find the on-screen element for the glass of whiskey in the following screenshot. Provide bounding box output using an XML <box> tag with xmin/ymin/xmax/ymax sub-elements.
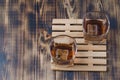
<box><xmin>83</xmin><ymin>11</ymin><xmax>110</xmax><ymax>43</ymax></box>
<box><xmin>50</xmin><ymin>35</ymin><xmax>77</xmax><ymax>66</ymax></box>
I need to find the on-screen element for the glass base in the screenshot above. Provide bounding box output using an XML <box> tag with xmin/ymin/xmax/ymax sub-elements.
<box><xmin>84</xmin><ymin>39</ymin><xmax>106</xmax><ymax>44</ymax></box>
<box><xmin>51</xmin><ymin>59</ymin><xmax>74</xmax><ymax>67</ymax></box>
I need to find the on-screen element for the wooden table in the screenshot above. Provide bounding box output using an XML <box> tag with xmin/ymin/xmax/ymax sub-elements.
<box><xmin>0</xmin><ymin>0</ymin><xmax>120</xmax><ymax>80</ymax></box>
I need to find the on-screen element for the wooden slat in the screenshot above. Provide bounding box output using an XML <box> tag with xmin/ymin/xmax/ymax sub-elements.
<box><xmin>75</xmin><ymin>38</ymin><xmax>106</xmax><ymax>44</ymax></box>
<box><xmin>52</xmin><ymin>25</ymin><xmax>83</xmax><ymax>31</ymax></box>
<box><xmin>76</xmin><ymin>52</ymin><xmax>106</xmax><ymax>57</ymax></box>
<box><xmin>77</xmin><ymin>45</ymin><xmax>106</xmax><ymax>50</ymax></box>
<box><xmin>74</xmin><ymin>58</ymin><xmax>106</xmax><ymax>64</ymax></box>
<box><xmin>51</xmin><ymin>64</ymin><xmax>107</xmax><ymax>71</ymax></box>
<box><xmin>52</xmin><ymin>32</ymin><xmax>83</xmax><ymax>37</ymax></box>
<box><xmin>75</xmin><ymin>38</ymin><xmax>85</xmax><ymax>44</ymax></box>
<box><xmin>52</xmin><ymin>19</ymin><xmax>83</xmax><ymax>24</ymax></box>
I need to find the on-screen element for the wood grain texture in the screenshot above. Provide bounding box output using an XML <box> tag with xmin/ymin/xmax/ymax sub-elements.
<box><xmin>0</xmin><ymin>0</ymin><xmax>120</xmax><ymax>80</ymax></box>
<box><xmin>115</xmin><ymin>0</ymin><xmax>120</xmax><ymax>79</ymax></box>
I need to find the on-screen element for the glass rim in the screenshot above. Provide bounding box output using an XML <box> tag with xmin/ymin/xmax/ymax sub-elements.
<box><xmin>83</xmin><ymin>11</ymin><xmax>109</xmax><ymax>19</ymax></box>
<box><xmin>51</xmin><ymin>35</ymin><xmax>77</xmax><ymax>44</ymax></box>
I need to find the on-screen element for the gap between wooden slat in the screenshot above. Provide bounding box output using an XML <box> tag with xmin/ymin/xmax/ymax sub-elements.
<box><xmin>52</xmin><ymin>19</ymin><xmax>83</xmax><ymax>24</ymax></box>
<box><xmin>74</xmin><ymin>58</ymin><xmax>106</xmax><ymax>64</ymax></box>
<box><xmin>75</xmin><ymin>52</ymin><xmax>106</xmax><ymax>57</ymax></box>
<box><xmin>70</xmin><ymin>24</ymin><xmax>82</xmax><ymax>26</ymax></box>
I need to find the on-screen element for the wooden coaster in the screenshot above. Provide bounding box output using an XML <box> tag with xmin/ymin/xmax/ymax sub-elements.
<box><xmin>51</xmin><ymin>19</ymin><xmax>107</xmax><ymax>71</ymax></box>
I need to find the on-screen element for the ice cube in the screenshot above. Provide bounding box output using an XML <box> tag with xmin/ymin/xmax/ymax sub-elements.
<box><xmin>56</xmin><ymin>49</ymin><xmax>68</xmax><ymax>61</ymax></box>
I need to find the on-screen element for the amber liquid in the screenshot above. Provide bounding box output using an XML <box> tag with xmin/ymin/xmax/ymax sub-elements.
<box><xmin>50</xmin><ymin>43</ymin><xmax>75</xmax><ymax>65</ymax></box>
<box><xmin>83</xmin><ymin>19</ymin><xmax>108</xmax><ymax>41</ymax></box>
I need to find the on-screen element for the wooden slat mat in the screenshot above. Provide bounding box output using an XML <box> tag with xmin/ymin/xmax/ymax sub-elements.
<box><xmin>51</xmin><ymin>19</ymin><xmax>107</xmax><ymax>71</ymax></box>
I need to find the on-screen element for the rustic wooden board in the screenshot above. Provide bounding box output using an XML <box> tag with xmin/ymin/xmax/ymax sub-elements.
<box><xmin>0</xmin><ymin>0</ymin><xmax>120</xmax><ymax>80</ymax></box>
<box><xmin>51</xmin><ymin>19</ymin><xmax>107</xmax><ymax>71</ymax></box>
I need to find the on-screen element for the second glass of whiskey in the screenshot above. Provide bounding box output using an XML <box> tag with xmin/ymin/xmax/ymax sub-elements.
<box><xmin>83</xmin><ymin>11</ymin><xmax>110</xmax><ymax>44</ymax></box>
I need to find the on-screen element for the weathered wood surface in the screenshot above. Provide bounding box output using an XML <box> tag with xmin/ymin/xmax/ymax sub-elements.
<box><xmin>0</xmin><ymin>0</ymin><xmax>120</xmax><ymax>80</ymax></box>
